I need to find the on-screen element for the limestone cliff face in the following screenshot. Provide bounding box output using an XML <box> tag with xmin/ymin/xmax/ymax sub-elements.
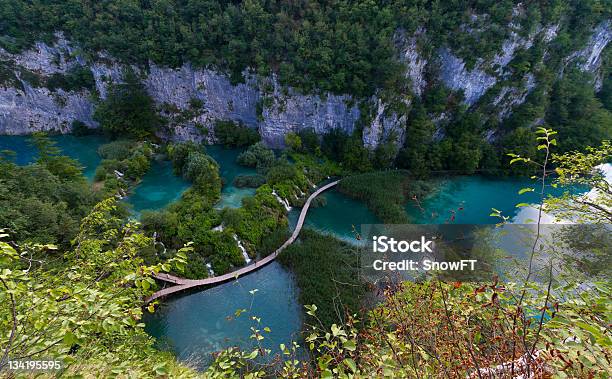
<box><xmin>361</xmin><ymin>98</ymin><xmax>407</xmax><ymax>149</ymax></box>
<box><xmin>0</xmin><ymin>19</ymin><xmax>610</xmax><ymax>149</ymax></box>
<box><xmin>0</xmin><ymin>81</ymin><xmax>95</xmax><ymax>134</ymax></box>
<box><xmin>259</xmin><ymin>78</ymin><xmax>360</xmax><ymax>147</ymax></box>
<box><xmin>438</xmin><ymin>48</ymin><xmax>498</xmax><ymax>106</ymax></box>
<box><xmin>0</xmin><ymin>35</ymin><xmax>96</xmax><ymax>134</ymax></box>
<box><xmin>395</xmin><ymin>29</ymin><xmax>428</xmax><ymax>97</ymax></box>
<box><xmin>141</xmin><ymin>65</ymin><xmax>360</xmax><ymax>147</ymax></box>
<box><xmin>566</xmin><ymin>20</ymin><xmax>612</xmax><ymax>89</ymax></box>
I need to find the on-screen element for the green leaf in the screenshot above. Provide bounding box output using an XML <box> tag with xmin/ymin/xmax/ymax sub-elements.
<box><xmin>344</xmin><ymin>358</ymin><xmax>357</xmax><ymax>373</ymax></box>
<box><xmin>246</xmin><ymin>350</ymin><xmax>258</xmax><ymax>359</ymax></box>
<box><xmin>518</xmin><ymin>187</ymin><xmax>534</xmax><ymax>195</ymax></box>
<box><xmin>63</xmin><ymin>331</ymin><xmax>78</xmax><ymax>346</ymax></box>
<box><xmin>343</xmin><ymin>340</ymin><xmax>356</xmax><ymax>351</ymax></box>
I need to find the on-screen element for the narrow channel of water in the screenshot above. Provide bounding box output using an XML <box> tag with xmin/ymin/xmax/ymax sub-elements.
<box><xmin>288</xmin><ymin>189</ymin><xmax>379</xmax><ymax>243</ymax></box>
<box><xmin>206</xmin><ymin>145</ymin><xmax>257</xmax><ymax>209</ymax></box>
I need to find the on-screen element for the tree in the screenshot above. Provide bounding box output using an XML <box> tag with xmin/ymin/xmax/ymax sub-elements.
<box><xmin>236</xmin><ymin>142</ymin><xmax>275</xmax><ymax>169</ymax></box>
<box><xmin>93</xmin><ymin>70</ymin><xmax>161</xmax><ymax>138</ymax></box>
<box><xmin>0</xmin><ymin>199</ymin><xmax>192</xmax><ymax>377</ymax></box>
<box><xmin>545</xmin><ymin>140</ymin><xmax>611</xmax><ymax>223</ymax></box>
<box><xmin>284</xmin><ymin>132</ymin><xmax>302</xmax><ymax>152</ymax></box>
<box><xmin>214</xmin><ymin>120</ymin><xmax>260</xmax><ymax>147</ymax></box>
<box><xmin>546</xmin><ymin>69</ymin><xmax>612</xmax><ymax>152</ymax></box>
<box><xmin>298</xmin><ymin>127</ymin><xmax>320</xmax><ymax>153</ymax></box>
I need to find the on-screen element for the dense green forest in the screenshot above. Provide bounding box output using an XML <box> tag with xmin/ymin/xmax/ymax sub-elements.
<box><xmin>1</xmin><ymin>0</ymin><xmax>608</xmax><ymax>97</ymax></box>
<box><xmin>0</xmin><ymin>136</ymin><xmax>97</xmax><ymax>246</ymax></box>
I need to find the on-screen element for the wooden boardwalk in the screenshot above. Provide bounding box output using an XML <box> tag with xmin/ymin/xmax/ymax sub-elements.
<box><xmin>145</xmin><ymin>180</ymin><xmax>340</xmax><ymax>303</ymax></box>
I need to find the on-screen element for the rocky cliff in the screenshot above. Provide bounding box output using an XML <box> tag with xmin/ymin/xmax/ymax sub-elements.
<box><xmin>0</xmin><ymin>17</ymin><xmax>610</xmax><ymax>148</ymax></box>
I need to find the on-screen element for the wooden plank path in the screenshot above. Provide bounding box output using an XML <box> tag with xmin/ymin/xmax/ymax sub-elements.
<box><xmin>145</xmin><ymin>180</ymin><xmax>340</xmax><ymax>303</ymax></box>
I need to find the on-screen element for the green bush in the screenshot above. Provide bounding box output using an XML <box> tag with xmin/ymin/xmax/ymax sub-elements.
<box><xmin>46</xmin><ymin>65</ymin><xmax>95</xmax><ymax>92</ymax></box>
<box><xmin>236</xmin><ymin>142</ymin><xmax>275</xmax><ymax>169</ymax></box>
<box><xmin>97</xmin><ymin>140</ymin><xmax>134</xmax><ymax>160</ymax></box>
<box><xmin>214</xmin><ymin>120</ymin><xmax>260</xmax><ymax>147</ymax></box>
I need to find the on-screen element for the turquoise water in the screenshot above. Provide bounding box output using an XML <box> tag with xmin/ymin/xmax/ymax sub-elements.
<box><xmin>143</xmin><ymin>262</ymin><xmax>302</xmax><ymax>369</ymax></box>
<box><xmin>406</xmin><ymin>176</ymin><xmax>578</xmax><ymax>225</ymax></box>
<box><xmin>0</xmin><ymin>134</ymin><xmax>108</xmax><ymax>180</ymax></box>
<box><xmin>0</xmin><ymin>135</ymin><xmax>189</xmax><ymax>212</ymax></box>
<box><xmin>127</xmin><ymin>159</ymin><xmax>190</xmax><ymax>214</ymax></box>
<box><xmin>206</xmin><ymin>145</ymin><xmax>257</xmax><ymax>208</ymax></box>
<box><xmin>289</xmin><ymin>189</ymin><xmax>380</xmax><ymax>243</ymax></box>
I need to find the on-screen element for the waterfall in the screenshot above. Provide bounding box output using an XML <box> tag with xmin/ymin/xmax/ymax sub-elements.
<box><xmin>233</xmin><ymin>234</ymin><xmax>251</xmax><ymax>264</ymax></box>
<box><xmin>271</xmin><ymin>190</ymin><xmax>292</xmax><ymax>211</ymax></box>
<box><xmin>153</xmin><ymin>231</ymin><xmax>167</xmax><ymax>256</ymax></box>
<box><xmin>294</xmin><ymin>185</ymin><xmax>305</xmax><ymax>196</ymax></box>
<box><xmin>206</xmin><ymin>263</ymin><xmax>215</xmax><ymax>277</ymax></box>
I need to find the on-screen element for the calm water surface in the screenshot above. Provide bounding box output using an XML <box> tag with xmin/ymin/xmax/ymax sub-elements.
<box><xmin>127</xmin><ymin>159</ymin><xmax>190</xmax><ymax>214</ymax></box>
<box><xmin>406</xmin><ymin>176</ymin><xmax>578</xmax><ymax>224</ymax></box>
<box><xmin>289</xmin><ymin>189</ymin><xmax>379</xmax><ymax>243</ymax></box>
<box><xmin>206</xmin><ymin>145</ymin><xmax>256</xmax><ymax>209</ymax></box>
<box><xmin>0</xmin><ymin>134</ymin><xmax>108</xmax><ymax>180</ymax></box>
<box><xmin>144</xmin><ymin>262</ymin><xmax>302</xmax><ymax>369</ymax></box>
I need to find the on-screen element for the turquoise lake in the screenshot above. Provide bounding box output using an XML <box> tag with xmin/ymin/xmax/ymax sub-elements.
<box><xmin>2</xmin><ymin>134</ymin><xmax>586</xmax><ymax>370</ymax></box>
<box><xmin>0</xmin><ymin>134</ymin><xmax>108</xmax><ymax>180</ymax></box>
<box><xmin>127</xmin><ymin>159</ymin><xmax>191</xmax><ymax>215</ymax></box>
<box><xmin>143</xmin><ymin>262</ymin><xmax>302</xmax><ymax>369</ymax></box>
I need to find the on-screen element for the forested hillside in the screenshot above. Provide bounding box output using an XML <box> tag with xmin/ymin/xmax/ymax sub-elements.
<box><xmin>0</xmin><ymin>0</ymin><xmax>608</xmax><ymax>96</ymax></box>
<box><xmin>1</xmin><ymin>1</ymin><xmax>610</xmax><ymax>174</ymax></box>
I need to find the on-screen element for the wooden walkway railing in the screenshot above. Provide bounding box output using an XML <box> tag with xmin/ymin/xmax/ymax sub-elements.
<box><xmin>144</xmin><ymin>180</ymin><xmax>339</xmax><ymax>303</ymax></box>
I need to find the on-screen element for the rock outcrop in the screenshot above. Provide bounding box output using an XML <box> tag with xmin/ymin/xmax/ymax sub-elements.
<box><xmin>260</xmin><ymin>78</ymin><xmax>360</xmax><ymax>147</ymax></box>
<box><xmin>0</xmin><ymin>19</ymin><xmax>610</xmax><ymax>149</ymax></box>
<box><xmin>0</xmin><ymin>34</ymin><xmax>97</xmax><ymax>134</ymax></box>
<box><xmin>0</xmin><ymin>81</ymin><xmax>95</xmax><ymax>134</ymax></box>
<box><xmin>566</xmin><ymin>20</ymin><xmax>612</xmax><ymax>89</ymax></box>
<box><xmin>396</xmin><ymin>29</ymin><xmax>427</xmax><ymax>97</ymax></box>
